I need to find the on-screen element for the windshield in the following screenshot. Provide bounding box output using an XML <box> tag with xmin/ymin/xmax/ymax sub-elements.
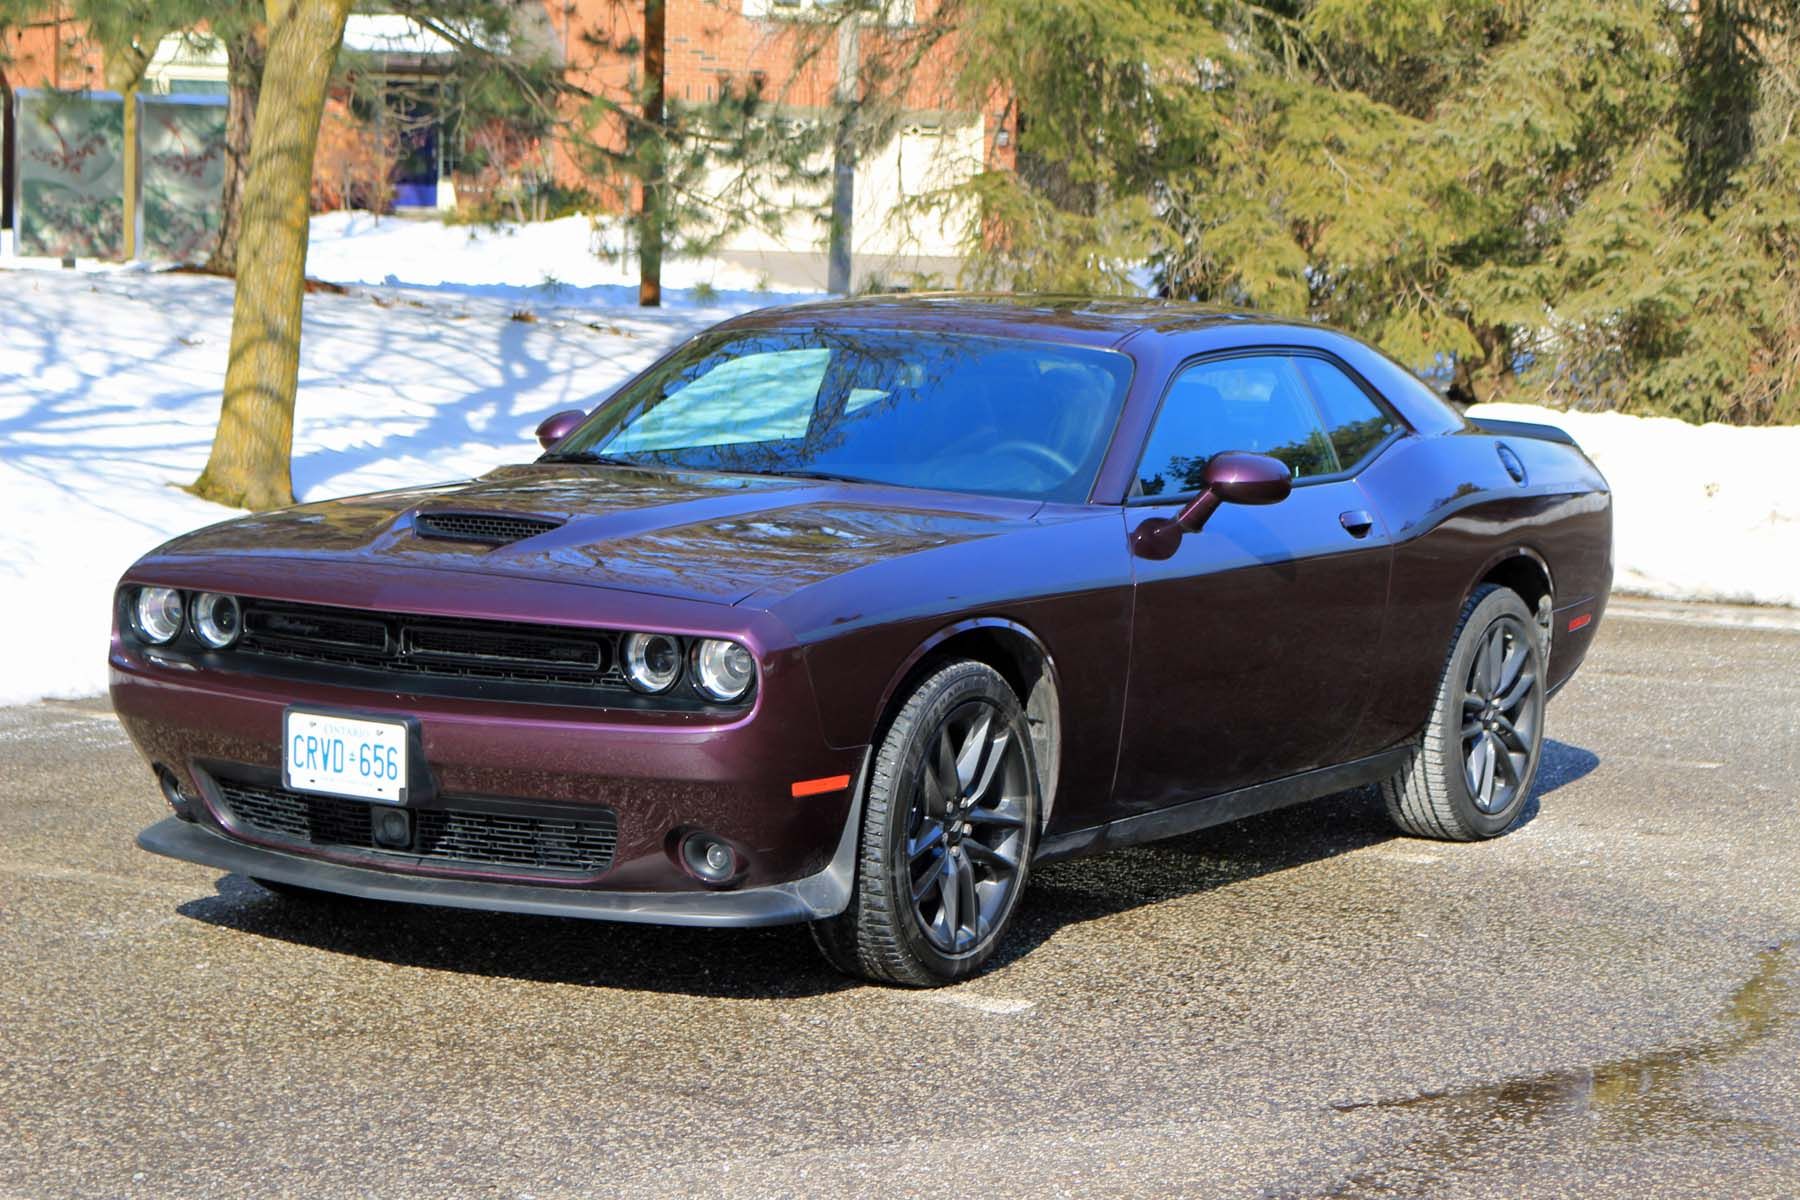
<box><xmin>546</xmin><ymin>327</ymin><xmax>1134</xmax><ymax>503</ymax></box>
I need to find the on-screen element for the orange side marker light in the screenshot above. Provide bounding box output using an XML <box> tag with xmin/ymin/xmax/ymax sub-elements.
<box><xmin>790</xmin><ymin>774</ymin><xmax>851</xmax><ymax>798</ymax></box>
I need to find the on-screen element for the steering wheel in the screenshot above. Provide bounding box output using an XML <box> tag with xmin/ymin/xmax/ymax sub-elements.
<box><xmin>988</xmin><ymin>440</ymin><xmax>1077</xmax><ymax>478</ymax></box>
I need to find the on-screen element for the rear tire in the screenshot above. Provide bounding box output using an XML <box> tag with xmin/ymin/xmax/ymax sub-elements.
<box><xmin>810</xmin><ymin>660</ymin><xmax>1040</xmax><ymax>986</ymax></box>
<box><xmin>1382</xmin><ymin>585</ymin><xmax>1547</xmax><ymax>841</ymax></box>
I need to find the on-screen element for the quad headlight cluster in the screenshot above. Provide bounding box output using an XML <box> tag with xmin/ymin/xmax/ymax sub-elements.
<box><xmin>125</xmin><ymin>586</ymin><xmax>757</xmax><ymax>704</ymax></box>
<box><xmin>622</xmin><ymin>632</ymin><xmax>757</xmax><ymax>702</ymax></box>
<box><xmin>129</xmin><ymin>587</ymin><xmax>241</xmax><ymax>649</ymax></box>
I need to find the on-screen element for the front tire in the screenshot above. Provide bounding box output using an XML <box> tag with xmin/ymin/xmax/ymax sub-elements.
<box><xmin>1382</xmin><ymin>585</ymin><xmax>1548</xmax><ymax>840</ymax></box>
<box><xmin>811</xmin><ymin>660</ymin><xmax>1040</xmax><ymax>986</ymax></box>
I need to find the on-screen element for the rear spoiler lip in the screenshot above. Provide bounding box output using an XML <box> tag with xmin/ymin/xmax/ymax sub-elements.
<box><xmin>1469</xmin><ymin>416</ymin><xmax>1579</xmax><ymax>447</ymax></box>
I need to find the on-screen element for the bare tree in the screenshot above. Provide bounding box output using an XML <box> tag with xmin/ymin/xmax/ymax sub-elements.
<box><xmin>637</xmin><ymin>0</ymin><xmax>665</xmax><ymax>305</ymax></box>
<box><xmin>827</xmin><ymin>12</ymin><xmax>858</xmax><ymax>293</ymax></box>
<box><xmin>205</xmin><ymin>18</ymin><xmax>266</xmax><ymax>274</ymax></box>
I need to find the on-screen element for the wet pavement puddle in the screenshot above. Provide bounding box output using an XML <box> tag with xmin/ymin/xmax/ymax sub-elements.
<box><xmin>1315</xmin><ymin>942</ymin><xmax>1797</xmax><ymax>1193</ymax></box>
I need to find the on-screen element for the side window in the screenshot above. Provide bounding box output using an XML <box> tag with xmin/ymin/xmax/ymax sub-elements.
<box><xmin>1294</xmin><ymin>357</ymin><xmax>1397</xmax><ymax>469</ymax></box>
<box><xmin>1135</xmin><ymin>355</ymin><xmax>1337</xmax><ymax>498</ymax></box>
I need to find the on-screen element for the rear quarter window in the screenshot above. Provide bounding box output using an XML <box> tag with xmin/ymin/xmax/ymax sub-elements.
<box><xmin>1293</xmin><ymin>356</ymin><xmax>1399</xmax><ymax>469</ymax></box>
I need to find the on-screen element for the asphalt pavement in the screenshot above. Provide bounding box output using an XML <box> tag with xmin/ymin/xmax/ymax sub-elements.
<box><xmin>2</xmin><ymin>599</ymin><xmax>1797</xmax><ymax>1199</ymax></box>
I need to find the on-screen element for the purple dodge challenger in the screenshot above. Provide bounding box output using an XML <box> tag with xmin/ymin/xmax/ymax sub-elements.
<box><xmin>117</xmin><ymin>296</ymin><xmax>1611</xmax><ymax>985</ymax></box>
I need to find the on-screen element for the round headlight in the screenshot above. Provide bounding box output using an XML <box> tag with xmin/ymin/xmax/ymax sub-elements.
<box><xmin>622</xmin><ymin>632</ymin><xmax>683</xmax><ymax>693</ymax></box>
<box><xmin>191</xmin><ymin>592</ymin><xmax>242</xmax><ymax>649</ymax></box>
<box><xmin>690</xmin><ymin>638</ymin><xmax>756</xmax><ymax>702</ymax></box>
<box><xmin>132</xmin><ymin>587</ymin><xmax>185</xmax><ymax>644</ymax></box>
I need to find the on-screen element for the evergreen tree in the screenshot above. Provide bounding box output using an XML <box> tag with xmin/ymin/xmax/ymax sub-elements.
<box><xmin>381</xmin><ymin>1</ymin><xmax>832</xmax><ymax>306</ymax></box>
<box><xmin>564</xmin><ymin>8</ymin><xmax>833</xmax><ymax>306</ymax></box>
<box><xmin>922</xmin><ymin>0</ymin><xmax>1800</xmax><ymax>423</ymax></box>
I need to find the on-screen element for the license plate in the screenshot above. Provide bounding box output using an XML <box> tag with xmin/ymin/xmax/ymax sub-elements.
<box><xmin>283</xmin><ymin>709</ymin><xmax>410</xmax><ymax>804</ymax></box>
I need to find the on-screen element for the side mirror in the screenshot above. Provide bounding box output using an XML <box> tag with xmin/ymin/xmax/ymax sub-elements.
<box><xmin>1131</xmin><ymin>451</ymin><xmax>1293</xmax><ymax>560</ymax></box>
<box><xmin>1175</xmin><ymin>451</ymin><xmax>1293</xmax><ymax>532</ymax></box>
<box><xmin>535</xmin><ymin>409</ymin><xmax>587</xmax><ymax>451</ymax></box>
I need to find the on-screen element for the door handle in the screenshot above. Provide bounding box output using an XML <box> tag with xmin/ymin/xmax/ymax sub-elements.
<box><xmin>1339</xmin><ymin>509</ymin><xmax>1375</xmax><ymax>538</ymax></box>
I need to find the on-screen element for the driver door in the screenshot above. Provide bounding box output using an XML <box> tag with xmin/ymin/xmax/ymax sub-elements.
<box><xmin>1112</xmin><ymin>351</ymin><xmax>1396</xmax><ymax>816</ymax></box>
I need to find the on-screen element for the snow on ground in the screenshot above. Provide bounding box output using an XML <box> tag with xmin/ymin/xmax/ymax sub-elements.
<box><xmin>0</xmin><ymin>211</ymin><xmax>1794</xmax><ymax>705</ymax></box>
<box><xmin>1468</xmin><ymin>402</ymin><xmax>1800</xmax><ymax>609</ymax></box>
<box><xmin>305</xmin><ymin>211</ymin><xmax>811</xmax><ymax>308</ymax></box>
<box><xmin>0</xmin><ymin>213</ymin><xmax>813</xmax><ymax>704</ymax></box>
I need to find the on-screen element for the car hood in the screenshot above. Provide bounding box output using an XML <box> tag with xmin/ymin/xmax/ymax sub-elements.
<box><xmin>147</xmin><ymin>464</ymin><xmax>1045</xmax><ymax>607</ymax></box>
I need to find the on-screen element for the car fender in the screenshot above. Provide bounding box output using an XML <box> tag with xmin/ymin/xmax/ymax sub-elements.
<box><xmin>865</xmin><ymin>615</ymin><xmax>1065</xmax><ymax>829</ymax></box>
<box><xmin>1466</xmin><ymin>542</ymin><xmax>1556</xmax><ymax>608</ymax></box>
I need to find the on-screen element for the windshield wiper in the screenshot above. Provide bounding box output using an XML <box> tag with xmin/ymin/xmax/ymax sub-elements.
<box><xmin>751</xmin><ymin>468</ymin><xmax>880</xmax><ymax>486</ymax></box>
<box><xmin>543</xmin><ymin>456</ymin><xmax>876</xmax><ymax>486</ymax></box>
<box><xmin>543</xmin><ymin>450</ymin><xmax>643</xmax><ymax>466</ymax></box>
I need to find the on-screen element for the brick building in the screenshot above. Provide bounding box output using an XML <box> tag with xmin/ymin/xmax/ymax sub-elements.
<box><xmin>2</xmin><ymin>2</ymin><xmax>1012</xmax><ymax>285</ymax></box>
<box><xmin>548</xmin><ymin>0</ymin><xmax>1013</xmax><ymax>286</ymax></box>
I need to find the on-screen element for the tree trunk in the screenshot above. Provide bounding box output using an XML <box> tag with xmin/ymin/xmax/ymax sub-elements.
<box><xmin>102</xmin><ymin>44</ymin><xmax>163</xmax><ymax>263</ymax></box>
<box><xmin>1</xmin><ymin>69</ymin><xmax>14</xmax><ymax>237</ymax></box>
<box><xmin>189</xmin><ymin>0</ymin><xmax>353</xmax><ymax>511</ymax></box>
<box><xmin>637</xmin><ymin>0</ymin><xmax>664</xmax><ymax>307</ymax></box>
<box><xmin>121</xmin><ymin>81</ymin><xmax>138</xmax><ymax>259</ymax></box>
<box><xmin>827</xmin><ymin>14</ymin><xmax>859</xmax><ymax>294</ymax></box>
<box><xmin>1447</xmin><ymin>323</ymin><xmax>1510</xmax><ymax>409</ymax></box>
<box><xmin>206</xmin><ymin>25</ymin><xmax>266</xmax><ymax>276</ymax></box>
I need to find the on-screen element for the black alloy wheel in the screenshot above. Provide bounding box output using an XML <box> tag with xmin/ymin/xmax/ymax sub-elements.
<box><xmin>1461</xmin><ymin>613</ymin><xmax>1541</xmax><ymax>815</ymax></box>
<box><xmin>904</xmin><ymin>699</ymin><xmax>1033</xmax><ymax>955</ymax></box>
<box><xmin>1384</xmin><ymin>584</ymin><xmax>1548</xmax><ymax>840</ymax></box>
<box><xmin>811</xmin><ymin>659</ymin><xmax>1041</xmax><ymax>985</ymax></box>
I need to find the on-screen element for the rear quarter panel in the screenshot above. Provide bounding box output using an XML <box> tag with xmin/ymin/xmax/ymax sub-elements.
<box><xmin>1354</xmin><ymin>431</ymin><xmax>1612</xmax><ymax>751</ymax></box>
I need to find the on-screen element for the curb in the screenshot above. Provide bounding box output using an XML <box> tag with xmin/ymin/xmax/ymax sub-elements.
<box><xmin>1607</xmin><ymin>596</ymin><xmax>1800</xmax><ymax>632</ymax></box>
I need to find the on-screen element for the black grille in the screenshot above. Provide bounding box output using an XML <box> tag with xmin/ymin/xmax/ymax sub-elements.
<box><xmin>237</xmin><ymin>601</ymin><xmax>620</xmax><ymax>690</ymax></box>
<box><xmin>215</xmin><ymin>778</ymin><xmax>618</xmax><ymax>877</ymax></box>
<box><xmin>414</xmin><ymin>511</ymin><xmax>563</xmax><ymax>545</ymax></box>
<box><xmin>244</xmin><ymin>606</ymin><xmax>388</xmax><ymax>652</ymax></box>
<box><xmin>225</xmin><ymin>780</ymin><xmax>367</xmax><ymax>843</ymax></box>
<box><xmin>403</xmin><ymin>624</ymin><xmax>601</xmax><ymax>672</ymax></box>
<box><xmin>414</xmin><ymin>809</ymin><xmax>616</xmax><ymax>872</ymax></box>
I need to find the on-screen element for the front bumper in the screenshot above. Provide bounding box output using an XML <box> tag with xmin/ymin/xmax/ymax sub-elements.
<box><xmin>139</xmin><ymin>814</ymin><xmax>857</xmax><ymax>926</ymax></box>
<box><xmin>111</xmin><ymin>563</ymin><xmax>867</xmax><ymax>905</ymax></box>
<box><xmin>115</xmin><ymin>664</ymin><xmax>860</xmax><ymax>890</ymax></box>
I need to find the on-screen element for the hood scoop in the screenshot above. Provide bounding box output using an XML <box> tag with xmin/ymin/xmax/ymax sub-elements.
<box><xmin>413</xmin><ymin>510</ymin><xmax>564</xmax><ymax>547</ymax></box>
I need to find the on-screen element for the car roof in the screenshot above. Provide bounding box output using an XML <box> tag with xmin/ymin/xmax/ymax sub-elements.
<box><xmin>712</xmin><ymin>293</ymin><xmax>1468</xmax><ymax>441</ymax></box>
<box><xmin>715</xmin><ymin>293</ymin><xmax>1313</xmax><ymax>348</ymax></box>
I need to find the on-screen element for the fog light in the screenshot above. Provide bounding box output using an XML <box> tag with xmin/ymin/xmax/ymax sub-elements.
<box><xmin>154</xmin><ymin>765</ymin><xmax>195</xmax><ymax>819</ymax></box>
<box><xmin>373</xmin><ymin>807</ymin><xmax>412</xmax><ymax>848</ymax></box>
<box><xmin>680</xmin><ymin>833</ymin><xmax>739</xmax><ymax>886</ymax></box>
